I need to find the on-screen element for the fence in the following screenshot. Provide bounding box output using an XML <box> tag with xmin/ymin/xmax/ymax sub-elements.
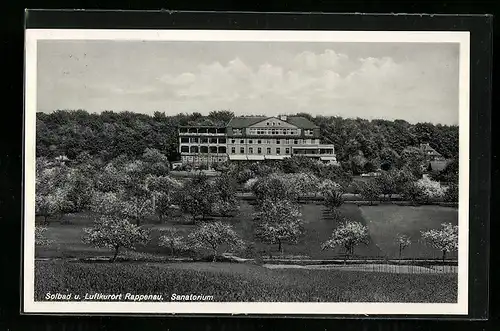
<box><xmin>261</xmin><ymin>257</ymin><xmax>458</xmax><ymax>274</ymax></box>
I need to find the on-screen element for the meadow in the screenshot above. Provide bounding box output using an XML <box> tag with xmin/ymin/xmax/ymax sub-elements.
<box><xmin>35</xmin><ymin>260</ymin><xmax>458</xmax><ymax>303</ymax></box>
<box><xmin>36</xmin><ymin>202</ymin><xmax>458</xmax><ymax>261</ymax></box>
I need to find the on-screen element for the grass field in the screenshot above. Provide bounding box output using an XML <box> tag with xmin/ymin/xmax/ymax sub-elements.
<box><xmin>36</xmin><ymin>202</ymin><xmax>458</xmax><ymax>260</ymax></box>
<box><xmin>35</xmin><ymin>260</ymin><xmax>457</xmax><ymax>303</ymax></box>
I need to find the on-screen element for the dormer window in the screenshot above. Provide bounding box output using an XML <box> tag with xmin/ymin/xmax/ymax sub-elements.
<box><xmin>266</xmin><ymin>122</ymin><xmax>269</xmax><ymax>126</ymax></box>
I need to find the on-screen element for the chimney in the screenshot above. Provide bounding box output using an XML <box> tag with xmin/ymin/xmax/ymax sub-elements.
<box><xmin>280</xmin><ymin>115</ymin><xmax>287</xmax><ymax>121</ymax></box>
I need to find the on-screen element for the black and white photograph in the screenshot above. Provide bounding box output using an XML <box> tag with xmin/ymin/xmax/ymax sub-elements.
<box><xmin>23</xmin><ymin>28</ymin><xmax>470</xmax><ymax>315</ymax></box>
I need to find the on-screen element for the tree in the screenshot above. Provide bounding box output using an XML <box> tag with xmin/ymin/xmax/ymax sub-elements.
<box><xmin>82</xmin><ymin>217</ymin><xmax>150</xmax><ymax>262</ymax></box>
<box><xmin>400</xmin><ymin>146</ymin><xmax>427</xmax><ymax>178</ymax></box>
<box><xmin>176</xmin><ymin>173</ymin><xmax>216</xmax><ymax>222</ymax></box>
<box><xmin>253</xmin><ymin>199</ymin><xmax>304</xmax><ymax>255</ymax></box>
<box><xmin>380</xmin><ymin>147</ymin><xmax>400</xmax><ymax>171</ymax></box>
<box><xmin>394</xmin><ymin>234</ymin><xmax>411</xmax><ymax>259</ymax></box>
<box><xmin>188</xmin><ymin>221</ymin><xmax>245</xmax><ymax>262</ymax></box>
<box><xmin>320</xmin><ymin>179</ymin><xmax>344</xmax><ymax>209</ymax></box>
<box><xmin>35</xmin><ymin>226</ymin><xmax>53</xmax><ymax>246</ymax></box>
<box><xmin>444</xmin><ymin>182</ymin><xmax>459</xmax><ymax>203</ymax></box>
<box><xmin>89</xmin><ymin>191</ymin><xmax>125</xmax><ymax>219</ymax></box>
<box><xmin>65</xmin><ymin>168</ymin><xmax>94</xmax><ymax>212</ymax></box>
<box><xmin>210</xmin><ymin>174</ymin><xmax>239</xmax><ymax>216</ymax></box>
<box><xmin>141</xmin><ymin>148</ymin><xmax>170</xmax><ymax>176</ymax></box>
<box><xmin>145</xmin><ymin>175</ymin><xmax>182</xmax><ymax>222</ymax></box>
<box><xmin>252</xmin><ymin>173</ymin><xmax>299</xmax><ymax>205</ymax></box>
<box><xmin>373</xmin><ymin>171</ymin><xmax>397</xmax><ymax>200</ymax></box>
<box><xmin>421</xmin><ymin>223</ymin><xmax>458</xmax><ymax>262</ymax></box>
<box><xmin>158</xmin><ymin>228</ymin><xmax>187</xmax><ymax>257</ymax></box>
<box><xmin>357</xmin><ymin>181</ymin><xmax>381</xmax><ymax>205</ymax></box>
<box><xmin>415</xmin><ymin>177</ymin><xmax>446</xmax><ymax>203</ymax></box>
<box><xmin>321</xmin><ymin>221</ymin><xmax>370</xmax><ymax>262</ymax></box>
<box><xmin>35</xmin><ymin>187</ymin><xmax>72</xmax><ymax>225</ymax></box>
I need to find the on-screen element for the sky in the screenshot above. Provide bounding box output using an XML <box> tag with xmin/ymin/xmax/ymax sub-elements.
<box><xmin>37</xmin><ymin>40</ymin><xmax>460</xmax><ymax>125</ymax></box>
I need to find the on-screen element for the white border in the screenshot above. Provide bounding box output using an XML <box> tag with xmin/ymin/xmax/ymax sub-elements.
<box><xmin>23</xmin><ymin>29</ymin><xmax>470</xmax><ymax>315</ymax></box>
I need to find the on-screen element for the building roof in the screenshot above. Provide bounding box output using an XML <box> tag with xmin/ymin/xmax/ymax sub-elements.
<box><xmin>226</xmin><ymin>116</ymin><xmax>269</xmax><ymax>128</ymax></box>
<box><xmin>227</xmin><ymin>116</ymin><xmax>318</xmax><ymax>129</ymax></box>
<box><xmin>420</xmin><ymin>143</ymin><xmax>442</xmax><ymax>156</ymax></box>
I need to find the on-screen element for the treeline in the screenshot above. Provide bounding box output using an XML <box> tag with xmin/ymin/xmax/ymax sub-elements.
<box><xmin>36</xmin><ymin>109</ymin><xmax>458</xmax><ymax>171</ymax></box>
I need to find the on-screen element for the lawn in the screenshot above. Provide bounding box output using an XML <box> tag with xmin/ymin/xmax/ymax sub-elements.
<box><xmin>35</xmin><ymin>260</ymin><xmax>457</xmax><ymax>303</ymax></box>
<box><xmin>36</xmin><ymin>202</ymin><xmax>458</xmax><ymax>260</ymax></box>
<box><xmin>360</xmin><ymin>205</ymin><xmax>458</xmax><ymax>259</ymax></box>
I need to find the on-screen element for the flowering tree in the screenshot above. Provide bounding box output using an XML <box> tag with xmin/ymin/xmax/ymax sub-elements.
<box><xmin>322</xmin><ymin>221</ymin><xmax>370</xmax><ymax>261</ymax></box>
<box><xmin>395</xmin><ymin>234</ymin><xmax>412</xmax><ymax>259</ymax></box>
<box><xmin>89</xmin><ymin>191</ymin><xmax>125</xmax><ymax>219</ymax></box>
<box><xmin>188</xmin><ymin>221</ymin><xmax>245</xmax><ymax>261</ymax></box>
<box><xmin>253</xmin><ymin>199</ymin><xmax>304</xmax><ymax>255</ymax></box>
<box><xmin>415</xmin><ymin>177</ymin><xmax>446</xmax><ymax>203</ymax></box>
<box><xmin>82</xmin><ymin>217</ymin><xmax>150</xmax><ymax>262</ymax></box>
<box><xmin>421</xmin><ymin>223</ymin><xmax>458</xmax><ymax>262</ymax></box>
<box><xmin>35</xmin><ymin>162</ymin><xmax>73</xmax><ymax>224</ymax></box>
<box><xmin>158</xmin><ymin>228</ymin><xmax>187</xmax><ymax>257</ymax></box>
<box><xmin>35</xmin><ymin>226</ymin><xmax>53</xmax><ymax>246</ymax></box>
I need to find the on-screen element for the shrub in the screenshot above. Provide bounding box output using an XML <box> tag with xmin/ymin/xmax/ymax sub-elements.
<box><xmin>35</xmin><ymin>226</ymin><xmax>53</xmax><ymax>246</ymax></box>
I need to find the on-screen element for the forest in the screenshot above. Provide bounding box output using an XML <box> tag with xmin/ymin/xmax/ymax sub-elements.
<box><xmin>36</xmin><ymin>109</ymin><xmax>459</xmax><ymax>174</ymax></box>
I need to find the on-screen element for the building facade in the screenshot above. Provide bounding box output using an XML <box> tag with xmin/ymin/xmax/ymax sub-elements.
<box><xmin>178</xmin><ymin>116</ymin><xmax>337</xmax><ymax>167</ymax></box>
<box><xmin>178</xmin><ymin>126</ymin><xmax>228</xmax><ymax>167</ymax></box>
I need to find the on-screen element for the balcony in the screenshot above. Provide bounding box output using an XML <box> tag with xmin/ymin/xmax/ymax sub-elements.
<box><xmin>178</xmin><ymin>127</ymin><xmax>226</xmax><ymax>136</ymax></box>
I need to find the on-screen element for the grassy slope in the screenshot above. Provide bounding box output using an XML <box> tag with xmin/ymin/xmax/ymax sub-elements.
<box><xmin>360</xmin><ymin>205</ymin><xmax>458</xmax><ymax>259</ymax></box>
<box><xmin>36</xmin><ymin>203</ymin><xmax>457</xmax><ymax>260</ymax></box>
<box><xmin>35</xmin><ymin>260</ymin><xmax>457</xmax><ymax>303</ymax></box>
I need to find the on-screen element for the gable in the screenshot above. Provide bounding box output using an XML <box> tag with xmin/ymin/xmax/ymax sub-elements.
<box><xmin>249</xmin><ymin>117</ymin><xmax>298</xmax><ymax>129</ymax></box>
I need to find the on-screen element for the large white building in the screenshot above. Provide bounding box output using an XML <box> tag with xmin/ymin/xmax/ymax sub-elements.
<box><xmin>178</xmin><ymin>115</ymin><xmax>337</xmax><ymax>167</ymax></box>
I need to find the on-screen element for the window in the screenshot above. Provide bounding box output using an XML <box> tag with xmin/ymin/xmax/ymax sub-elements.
<box><xmin>218</xmin><ymin>146</ymin><xmax>226</xmax><ymax>153</ymax></box>
<box><xmin>249</xmin><ymin>147</ymin><xmax>253</xmax><ymax>154</ymax></box>
<box><xmin>233</xmin><ymin>129</ymin><xmax>242</xmax><ymax>135</ymax></box>
<box><xmin>181</xmin><ymin>146</ymin><xmax>189</xmax><ymax>153</ymax></box>
<box><xmin>210</xmin><ymin>138</ymin><xmax>217</xmax><ymax>144</ymax></box>
<box><xmin>257</xmin><ymin>140</ymin><xmax>261</xmax><ymax>144</ymax></box>
<box><xmin>249</xmin><ymin>140</ymin><xmax>253</xmax><ymax>144</ymax></box>
<box><xmin>285</xmin><ymin>148</ymin><xmax>290</xmax><ymax>154</ymax></box>
<box><xmin>240</xmin><ymin>147</ymin><xmax>245</xmax><ymax>154</ymax></box>
<box><xmin>191</xmin><ymin>137</ymin><xmax>198</xmax><ymax>143</ymax></box>
<box><xmin>267</xmin><ymin>140</ymin><xmax>271</xmax><ymax>144</ymax></box>
<box><xmin>240</xmin><ymin>139</ymin><xmax>244</xmax><ymax>144</ymax></box>
<box><xmin>201</xmin><ymin>137</ymin><xmax>208</xmax><ymax>143</ymax></box>
<box><xmin>276</xmin><ymin>148</ymin><xmax>281</xmax><ymax>154</ymax></box>
<box><xmin>285</xmin><ymin>139</ymin><xmax>289</xmax><ymax>144</ymax></box>
<box><xmin>305</xmin><ymin>129</ymin><xmax>313</xmax><ymax>135</ymax></box>
<box><xmin>294</xmin><ymin>140</ymin><xmax>298</xmax><ymax>145</ymax></box>
<box><xmin>231</xmin><ymin>147</ymin><xmax>235</xmax><ymax>154</ymax></box>
<box><xmin>272</xmin><ymin>122</ymin><xmax>276</xmax><ymax>126</ymax></box>
<box><xmin>231</xmin><ymin>139</ymin><xmax>236</xmax><ymax>144</ymax></box>
<box><xmin>266</xmin><ymin>122</ymin><xmax>269</xmax><ymax>126</ymax></box>
<box><xmin>267</xmin><ymin>147</ymin><xmax>271</xmax><ymax>154</ymax></box>
<box><xmin>219</xmin><ymin>138</ymin><xmax>226</xmax><ymax>144</ymax></box>
<box><xmin>276</xmin><ymin>139</ymin><xmax>280</xmax><ymax>144</ymax></box>
<box><xmin>257</xmin><ymin>147</ymin><xmax>262</xmax><ymax>154</ymax></box>
<box><xmin>181</xmin><ymin>137</ymin><xmax>189</xmax><ymax>143</ymax></box>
